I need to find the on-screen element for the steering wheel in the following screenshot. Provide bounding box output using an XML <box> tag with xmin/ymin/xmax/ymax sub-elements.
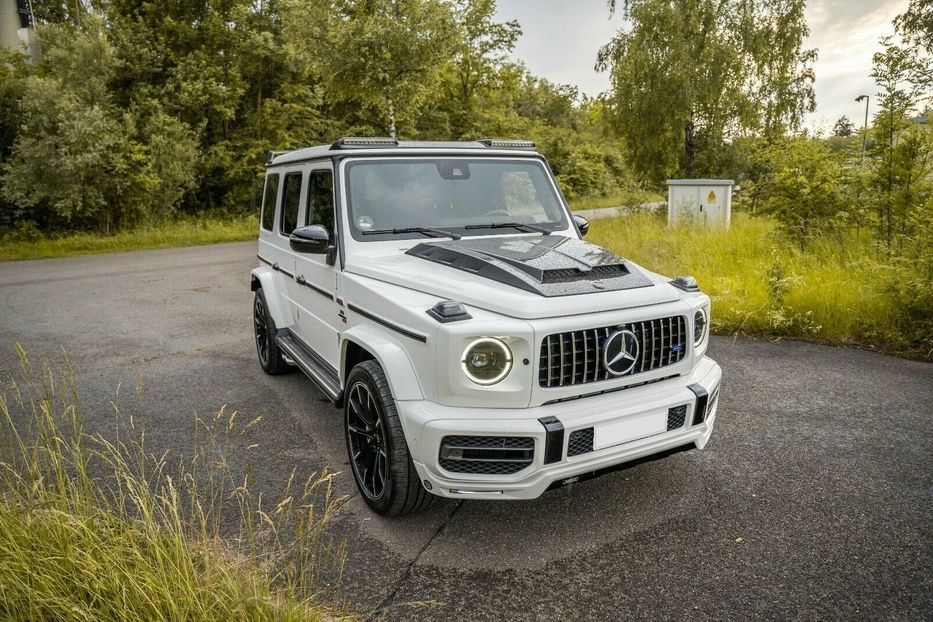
<box><xmin>483</xmin><ymin>209</ymin><xmax>511</xmax><ymax>218</ymax></box>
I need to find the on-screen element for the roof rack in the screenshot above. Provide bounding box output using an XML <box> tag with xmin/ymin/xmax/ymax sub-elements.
<box><xmin>330</xmin><ymin>136</ymin><xmax>399</xmax><ymax>150</ymax></box>
<box><xmin>478</xmin><ymin>139</ymin><xmax>536</xmax><ymax>150</ymax></box>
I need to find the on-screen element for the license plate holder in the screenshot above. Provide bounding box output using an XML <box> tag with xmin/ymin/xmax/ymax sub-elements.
<box><xmin>593</xmin><ymin>410</ymin><xmax>667</xmax><ymax>450</ymax></box>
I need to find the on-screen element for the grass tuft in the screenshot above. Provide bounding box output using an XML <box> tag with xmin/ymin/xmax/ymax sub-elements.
<box><xmin>0</xmin><ymin>346</ymin><xmax>348</xmax><ymax>620</ymax></box>
<box><xmin>588</xmin><ymin>211</ymin><xmax>931</xmax><ymax>357</ymax></box>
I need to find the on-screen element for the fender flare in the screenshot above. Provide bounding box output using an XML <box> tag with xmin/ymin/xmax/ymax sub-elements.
<box><xmin>250</xmin><ymin>267</ymin><xmax>288</xmax><ymax>330</ymax></box>
<box><xmin>340</xmin><ymin>324</ymin><xmax>424</xmax><ymax>401</ymax></box>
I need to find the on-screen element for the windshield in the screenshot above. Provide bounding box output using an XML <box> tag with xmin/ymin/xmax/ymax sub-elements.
<box><xmin>344</xmin><ymin>158</ymin><xmax>569</xmax><ymax>241</ymax></box>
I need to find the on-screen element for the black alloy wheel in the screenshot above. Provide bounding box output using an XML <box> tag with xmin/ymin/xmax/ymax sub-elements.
<box><xmin>253</xmin><ymin>289</ymin><xmax>290</xmax><ymax>375</ymax></box>
<box><xmin>346</xmin><ymin>380</ymin><xmax>388</xmax><ymax>500</ymax></box>
<box><xmin>344</xmin><ymin>360</ymin><xmax>434</xmax><ymax>516</ymax></box>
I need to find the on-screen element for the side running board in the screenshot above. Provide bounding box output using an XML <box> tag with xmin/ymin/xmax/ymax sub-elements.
<box><xmin>275</xmin><ymin>330</ymin><xmax>342</xmax><ymax>402</ymax></box>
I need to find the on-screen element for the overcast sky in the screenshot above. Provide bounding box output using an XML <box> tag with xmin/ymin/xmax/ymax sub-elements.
<box><xmin>494</xmin><ymin>0</ymin><xmax>909</xmax><ymax>133</ymax></box>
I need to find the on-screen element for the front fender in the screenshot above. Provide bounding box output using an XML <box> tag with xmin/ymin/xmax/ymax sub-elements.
<box><xmin>340</xmin><ymin>324</ymin><xmax>425</xmax><ymax>401</ymax></box>
<box><xmin>250</xmin><ymin>267</ymin><xmax>288</xmax><ymax>330</ymax></box>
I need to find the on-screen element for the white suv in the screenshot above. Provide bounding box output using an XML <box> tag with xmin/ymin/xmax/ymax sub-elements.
<box><xmin>251</xmin><ymin>137</ymin><xmax>722</xmax><ymax>516</ymax></box>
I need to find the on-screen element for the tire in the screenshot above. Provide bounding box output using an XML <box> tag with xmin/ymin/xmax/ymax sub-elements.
<box><xmin>253</xmin><ymin>288</ymin><xmax>291</xmax><ymax>375</ymax></box>
<box><xmin>344</xmin><ymin>360</ymin><xmax>434</xmax><ymax>516</ymax></box>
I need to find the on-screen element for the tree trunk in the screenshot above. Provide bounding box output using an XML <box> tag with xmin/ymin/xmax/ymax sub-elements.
<box><xmin>386</xmin><ymin>96</ymin><xmax>397</xmax><ymax>138</ymax></box>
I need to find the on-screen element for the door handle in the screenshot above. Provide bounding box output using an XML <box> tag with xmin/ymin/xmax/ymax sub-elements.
<box><xmin>296</xmin><ymin>275</ymin><xmax>306</xmax><ymax>285</ymax></box>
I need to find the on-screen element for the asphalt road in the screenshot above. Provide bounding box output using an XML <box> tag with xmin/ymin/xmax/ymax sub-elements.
<box><xmin>1</xmin><ymin>242</ymin><xmax>931</xmax><ymax>621</ymax></box>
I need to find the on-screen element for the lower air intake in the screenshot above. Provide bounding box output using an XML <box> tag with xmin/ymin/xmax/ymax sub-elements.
<box><xmin>667</xmin><ymin>405</ymin><xmax>687</xmax><ymax>430</ymax></box>
<box><xmin>567</xmin><ymin>428</ymin><xmax>595</xmax><ymax>457</ymax></box>
<box><xmin>438</xmin><ymin>436</ymin><xmax>534</xmax><ymax>475</ymax></box>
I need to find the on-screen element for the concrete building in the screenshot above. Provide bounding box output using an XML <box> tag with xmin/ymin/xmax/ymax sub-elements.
<box><xmin>0</xmin><ymin>0</ymin><xmax>34</xmax><ymax>56</ymax></box>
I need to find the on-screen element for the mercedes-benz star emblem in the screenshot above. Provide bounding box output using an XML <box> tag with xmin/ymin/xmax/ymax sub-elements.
<box><xmin>603</xmin><ymin>329</ymin><xmax>639</xmax><ymax>376</ymax></box>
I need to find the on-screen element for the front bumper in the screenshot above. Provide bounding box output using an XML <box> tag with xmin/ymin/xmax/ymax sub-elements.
<box><xmin>398</xmin><ymin>356</ymin><xmax>722</xmax><ymax>500</ymax></box>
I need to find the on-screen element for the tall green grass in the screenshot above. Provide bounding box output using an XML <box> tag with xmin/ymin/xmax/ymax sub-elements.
<box><xmin>588</xmin><ymin>211</ymin><xmax>930</xmax><ymax>357</ymax></box>
<box><xmin>0</xmin><ymin>346</ymin><xmax>348</xmax><ymax>620</ymax></box>
<box><xmin>0</xmin><ymin>214</ymin><xmax>258</xmax><ymax>261</ymax></box>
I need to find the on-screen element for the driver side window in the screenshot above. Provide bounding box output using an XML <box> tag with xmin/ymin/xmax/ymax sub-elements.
<box><xmin>306</xmin><ymin>170</ymin><xmax>335</xmax><ymax>235</ymax></box>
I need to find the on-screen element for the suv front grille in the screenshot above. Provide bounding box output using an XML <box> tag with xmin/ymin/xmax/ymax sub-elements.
<box><xmin>539</xmin><ymin>316</ymin><xmax>688</xmax><ymax>388</ymax></box>
<box><xmin>438</xmin><ymin>436</ymin><xmax>534</xmax><ymax>475</ymax></box>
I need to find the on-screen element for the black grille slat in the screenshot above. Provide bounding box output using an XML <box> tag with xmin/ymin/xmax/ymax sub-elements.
<box><xmin>439</xmin><ymin>436</ymin><xmax>534</xmax><ymax>475</ymax></box>
<box><xmin>539</xmin><ymin>316</ymin><xmax>688</xmax><ymax>388</ymax></box>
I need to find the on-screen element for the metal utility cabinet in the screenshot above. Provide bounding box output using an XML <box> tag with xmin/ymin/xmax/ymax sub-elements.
<box><xmin>667</xmin><ymin>179</ymin><xmax>733</xmax><ymax>228</ymax></box>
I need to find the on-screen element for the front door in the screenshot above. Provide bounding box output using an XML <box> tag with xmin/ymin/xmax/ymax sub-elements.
<box><xmin>291</xmin><ymin>164</ymin><xmax>340</xmax><ymax>369</ymax></box>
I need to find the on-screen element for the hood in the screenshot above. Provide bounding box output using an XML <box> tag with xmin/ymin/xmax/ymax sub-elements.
<box><xmin>405</xmin><ymin>235</ymin><xmax>653</xmax><ymax>297</ymax></box>
<box><xmin>345</xmin><ymin>235</ymin><xmax>684</xmax><ymax>320</ymax></box>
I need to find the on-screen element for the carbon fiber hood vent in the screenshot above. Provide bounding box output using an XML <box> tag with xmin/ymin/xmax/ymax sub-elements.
<box><xmin>405</xmin><ymin>235</ymin><xmax>654</xmax><ymax>297</ymax></box>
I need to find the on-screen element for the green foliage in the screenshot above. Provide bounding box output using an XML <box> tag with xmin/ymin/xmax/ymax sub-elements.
<box><xmin>748</xmin><ymin>137</ymin><xmax>853</xmax><ymax>244</ymax></box>
<box><xmin>894</xmin><ymin>0</ymin><xmax>933</xmax><ymax>54</ymax></box>
<box><xmin>1</xmin><ymin>19</ymin><xmax>198</xmax><ymax>234</ymax></box>
<box><xmin>588</xmin><ymin>212</ymin><xmax>932</xmax><ymax>356</ymax></box>
<box><xmin>0</xmin><ymin>348</ymin><xmax>346</xmax><ymax>620</ymax></box>
<box><xmin>597</xmin><ymin>0</ymin><xmax>816</xmax><ymax>183</ymax></box>
<box><xmin>283</xmin><ymin>0</ymin><xmax>459</xmax><ymax>138</ymax></box>
<box><xmin>868</xmin><ymin>37</ymin><xmax>933</xmax><ymax>249</ymax></box>
<box><xmin>833</xmin><ymin>115</ymin><xmax>855</xmax><ymax>137</ymax></box>
<box><xmin>0</xmin><ymin>0</ymin><xmax>630</xmax><ymax>234</ymax></box>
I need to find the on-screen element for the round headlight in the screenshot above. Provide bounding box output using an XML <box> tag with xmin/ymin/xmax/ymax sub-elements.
<box><xmin>461</xmin><ymin>338</ymin><xmax>513</xmax><ymax>385</ymax></box>
<box><xmin>694</xmin><ymin>308</ymin><xmax>708</xmax><ymax>346</ymax></box>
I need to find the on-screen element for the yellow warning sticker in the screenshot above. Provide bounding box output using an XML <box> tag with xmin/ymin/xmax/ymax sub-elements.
<box><xmin>707</xmin><ymin>191</ymin><xmax>717</xmax><ymax>202</ymax></box>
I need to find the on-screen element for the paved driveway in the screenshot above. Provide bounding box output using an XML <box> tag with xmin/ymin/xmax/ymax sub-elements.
<box><xmin>1</xmin><ymin>242</ymin><xmax>930</xmax><ymax>620</ymax></box>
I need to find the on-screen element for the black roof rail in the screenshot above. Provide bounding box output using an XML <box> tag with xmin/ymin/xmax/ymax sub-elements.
<box><xmin>478</xmin><ymin>139</ymin><xmax>536</xmax><ymax>150</ymax></box>
<box><xmin>330</xmin><ymin>136</ymin><xmax>399</xmax><ymax>150</ymax></box>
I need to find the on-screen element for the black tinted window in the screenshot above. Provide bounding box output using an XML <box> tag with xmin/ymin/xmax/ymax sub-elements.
<box><xmin>306</xmin><ymin>170</ymin><xmax>335</xmax><ymax>234</ymax></box>
<box><xmin>260</xmin><ymin>173</ymin><xmax>279</xmax><ymax>231</ymax></box>
<box><xmin>280</xmin><ymin>172</ymin><xmax>303</xmax><ymax>234</ymax></box>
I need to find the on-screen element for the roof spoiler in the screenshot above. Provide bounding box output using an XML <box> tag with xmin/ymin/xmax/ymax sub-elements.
<box><xmin>266</xmin><ymin>150</ymin><xmax>290</xmax><ymax>165</ymax></box>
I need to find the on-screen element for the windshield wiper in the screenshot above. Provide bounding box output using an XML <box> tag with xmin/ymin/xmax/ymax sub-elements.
<box><xmin>464</xmin><ymin>222</ymin><xmax>551</xmax><ymax>235</ymax></box>
<box><xmin>362</xmin><ymin>226</ymin><xmax>461</xmax><ymax>240</ymax></box>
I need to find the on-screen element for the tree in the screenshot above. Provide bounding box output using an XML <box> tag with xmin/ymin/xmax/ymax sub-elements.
<box><xmin>751</xmin><ymin>137</ymin><xmax>851</xmax><ymax>244</ymax></box>
<box><xmin>894</xmin><ymin>0</ymin><xmax>933</xmax><ymax>54</ymax></box>
<box><xmin>284</xmin><ymin>0</ymin><xmax>458</xmax><ymax>138</ymax></box>
<box><xmin>833</xmin><ymin>115</ymin><xmax>855</xmax><ymax>137</ymax></box>
<box><xmin>0</xmin><ymin>19</ymin><xmax>198</xmax><ymax>233</ymax></box>
<box><xmin>869</xmin><ymin>36</ymin><xmax>933</xmax><ymax>249</ymax></box>
<box><xmin>597</xmin><ymin>0</ymin><xmax>815</xmax><ymax>184</ymax></box>
<box><xmin>445</xmin><ymin>0</ymin><xmax>521</xmax><ymax>137</ymax></box>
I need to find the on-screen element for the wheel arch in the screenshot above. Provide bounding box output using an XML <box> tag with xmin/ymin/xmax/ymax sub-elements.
<box><xmin>340</xmin><ymin>325</ymin><xmax>424</xmax><ymax>401</ymax></box>
<box><xmin>250</xmin><ymin>267</ymin><xmax>288</xmax><ymax>329</ymax></box>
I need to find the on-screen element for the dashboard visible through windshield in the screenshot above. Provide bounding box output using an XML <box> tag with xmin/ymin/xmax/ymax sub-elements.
<box><xmin>344</xmin><ymin>158</ymin><xmax>569</xmax><ymax>241</ymax></box>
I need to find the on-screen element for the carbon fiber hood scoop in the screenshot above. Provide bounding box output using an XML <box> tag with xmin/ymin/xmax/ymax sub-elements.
<box><xmin>405</xmin><ymin>235</ymin><xmax>654</xmax><ymax>297</ymax></box>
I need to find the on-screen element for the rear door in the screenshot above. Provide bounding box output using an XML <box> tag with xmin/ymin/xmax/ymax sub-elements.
<box><xmin>258</xmin><ymin>171</ymin><xmax>295</xmax><ymax>325</ymax></box>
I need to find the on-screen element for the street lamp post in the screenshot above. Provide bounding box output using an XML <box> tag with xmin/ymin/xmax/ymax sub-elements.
<box><xmin>855</xmin><ymin>95</ymin><xmax>869</xmax><ymax>164</ymax></box>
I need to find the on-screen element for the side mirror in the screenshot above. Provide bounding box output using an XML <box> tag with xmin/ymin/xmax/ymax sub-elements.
<box><xmin>573</xmin><ymin>214</ymin><xmax>589</xmax><ymax>237</ymax></box>
<box><xmin>290</xmin><ymin>225</ymin><xmax>331</xmax><ymax>254</ymax></box>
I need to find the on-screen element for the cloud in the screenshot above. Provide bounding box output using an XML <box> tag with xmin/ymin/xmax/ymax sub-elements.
<box><xmin>804</xmin><ymin>0</ymin><xmax>908</xmax><ymax>131</ymax></box>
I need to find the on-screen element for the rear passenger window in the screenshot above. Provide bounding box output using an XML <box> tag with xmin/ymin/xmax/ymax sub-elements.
<box><xmin>261</xmin><ymin>173</ymin><xmax>279</xmax><ymax>231</ymax></box>
<box><xmin>306</xmin><ymin>170</ymin><xmax>335</xmax><ymax>234</ymax></box>
<box><xmin>280</xmin><ymin>172</ymin><xmax>303</xmax><ymax>235</ymax></box>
